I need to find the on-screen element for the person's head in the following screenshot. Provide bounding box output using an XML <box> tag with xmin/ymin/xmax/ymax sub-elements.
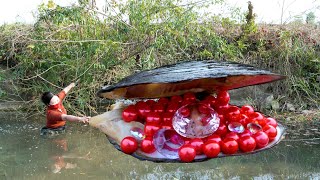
<box><xmin>41</xmin><ymin>92</ymin><xmax>60</xmax><ymax>106</ymax></box>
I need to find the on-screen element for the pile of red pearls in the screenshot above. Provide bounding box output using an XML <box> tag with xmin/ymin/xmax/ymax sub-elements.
<box><xmin>120</xmin><ymin>91</ymin><xmax>278</xmax><ymax>162</ymax></box>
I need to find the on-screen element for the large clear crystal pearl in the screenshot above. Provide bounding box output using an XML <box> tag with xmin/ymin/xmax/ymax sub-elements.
<box><xmin>172</xmin><ymin>103</ymin><xmax>220</xmax><ymax>138</ymax></box>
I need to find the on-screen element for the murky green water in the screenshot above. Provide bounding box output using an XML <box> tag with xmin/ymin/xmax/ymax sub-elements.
<box><xmin>0</xmin><ymin>112</ymin><xmax>320</xmax><ymax>180</ymax></box>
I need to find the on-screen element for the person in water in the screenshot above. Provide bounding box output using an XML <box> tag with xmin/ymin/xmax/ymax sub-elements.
<box><xmin>41</xmin><ymin>82</ymin><xmax>90</xmax><ymax>133</ymax></box>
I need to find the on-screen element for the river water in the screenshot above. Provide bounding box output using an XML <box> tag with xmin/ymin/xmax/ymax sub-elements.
<box><xmin>0</xmin><ymin>112</ymin><xmax>319</xmax><ymax>179</ymax></box>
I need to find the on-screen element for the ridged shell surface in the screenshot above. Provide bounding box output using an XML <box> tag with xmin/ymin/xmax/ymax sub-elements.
<box><xmin>98</xmin><ymin>60</ymin><xmax>285</xmax><ymax>99</ymax></box>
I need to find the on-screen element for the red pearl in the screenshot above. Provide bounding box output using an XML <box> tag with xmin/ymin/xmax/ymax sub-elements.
<box><xmin>265</xmin><ymin>117</ymin><xmax>278</xmax><ymax>128</ymax></box>
<box><xmin>141</xmin><ymin>137</ymin><xmax>156</xmax><ymax>153</ymax></box>
<box><xmin>136</xmin><ymin>101</ymin><xmax>151</xmax><ymax>119</ymax></box>
<box><xmin>240</xmin><ymin>105</ymin><xmax>255</xmax><ymax>115</ymax></box>
<box><xmin>170</xmin><ymin>95</ymin><xmax>183</xmax><ymax>104</ymax></box>
<box><xmin>252</xmin><ymin>131</ymin><xmax>269</xmax><ymax>148</ymax></box>
<box><xmin>162</xmin><ymin>112</ymin><xmax>174</xmax><ymax>125</ymax></box>
<box><xmin>221</xmin><ymin>138</ymin><xmax>238</xmax><ymax>155</ymax></box>
<box><xmin>158</xmin><ymin>97</ymin><xmax>169</xmax><ymax>105</ymax></box>
<box><xmin>122</xmin><ymin>105</ymin><xmax>138</xmax><ymax>122</ymax></box>
<box><xmin>180</xmin><ymin>106</ymin><xmax>191</xmax><ymax>117</ymax></box>
<box><xmin>145</xmin><ymin>112</ymin><xmax>162</xmax><ymax>125</ymax></box>
<box><xmin>238</xmin><ymin>129</ymin><xmax>252</xmax><ymax>139</ymax></box>
<box><xmin>178</xmin><ymin>144</ymin><xmax>196</xmax><ymax>162</ymax></box>
<box><xmin>153</xmin><ymin>102</ymin><xmax>166</xmax><ymax>113</ymax></box>
<box><xmin>202</xmin><ymin>141</ymin><xmax>220</xmax><ymax>158</ymax></box>
<box><xmin>215</xmin><ymin>124</ymin><xmax>228</xmax><ymax>137</ymax></box>
<box><xmin>205</xmin><ymin>95</ymin><xmax>217</xmax><ymax>108</ymax></box>
<box><xmin>239</xmin><ymin>136</ymin><xmax>256</xmax><ymax>152</ymax></box>
<box><xmin>189</xmin><ymin>138</ymin><xmax>204</xmax><ymax>155</ymax></box>
<box><xmin>205</xmin><ymin>134</ymin><xmax>222</xmax><ymax>144</ymax></box>
<box><xmin>120</xmin><ymin>137</ymin><xmax>138</xmax><ymax>154</ymax></box>
<box><xmin>183</xmin><ymin>92</ymin><xmax>196</xmax><ymax>102</ymax></box>
<box><xmin>224</xmin><ymin>132</ymin><xmax>240</xmax><ymax>142</ymax></box>
<box><xmin>216</xmin><ymin>91</ymin><xmax>230</xmax><ymax>105</ymax></box>
<box><xmin>263</xmin><ymin>124</ymin><xmax>277</xmax><ymax>141</ymax></box>
<box><xmin>166</xmin><ymin>102</ymin><xmax>180</xmax><ymax>113</ymax></box>
<box><xmin>144</xmin><ymin>124</ymin><xmax>161</xmax><ymax>137</ymax></box>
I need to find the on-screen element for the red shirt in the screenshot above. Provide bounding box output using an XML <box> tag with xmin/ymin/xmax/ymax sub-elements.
<box><xmin>46</xmin><ymin>91</ymin><xmax>67</xmax><ymax>129</ymax></box>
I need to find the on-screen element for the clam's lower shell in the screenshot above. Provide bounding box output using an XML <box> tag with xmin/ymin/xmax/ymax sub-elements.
<box><xmin>97</xmin><ymin>60</ymin><xmax>285</xmax><ymax>99</ymax></box>
<box><xmin>89</xmin><ymin>103</ymin><xmax>286</xmax><ymax>163</ymax></box>
<box><xmin>107</xmin><ymin>124</ymin><xmax>286</xmax><ymax>163</ymax></box>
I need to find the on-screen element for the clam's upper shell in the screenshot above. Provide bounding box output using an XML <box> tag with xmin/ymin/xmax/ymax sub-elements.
<box><xmin>98</xmin><ymin>60</ymin><xmax>285</xmax><ymax>99</ymax></box>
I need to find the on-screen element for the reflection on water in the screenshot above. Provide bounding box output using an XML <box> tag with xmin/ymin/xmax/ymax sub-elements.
<box><xmin>0</xmin><ymin>112</ymin><xmax>319</xmax><ymax>179</ymax></box>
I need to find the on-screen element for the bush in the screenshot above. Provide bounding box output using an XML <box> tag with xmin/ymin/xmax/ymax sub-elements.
<box><xmin>0</xmin><ymin>0</ymin><xmax>319</xmax><ymax>114</ymax></box>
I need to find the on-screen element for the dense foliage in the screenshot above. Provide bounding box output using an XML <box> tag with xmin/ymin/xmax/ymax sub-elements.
<box><xmin>0</xmin><ymin>0</ymin><xmax>319</xmax><ymax>115</ymax></box>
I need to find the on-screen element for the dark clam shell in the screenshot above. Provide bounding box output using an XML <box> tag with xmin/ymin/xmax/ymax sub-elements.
<box><xmin>98</xmin><ymin>60</ymin><xmax>285</xmax><ymax>99</ymax></box>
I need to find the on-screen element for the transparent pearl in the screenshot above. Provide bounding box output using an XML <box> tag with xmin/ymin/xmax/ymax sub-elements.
<box><xmin>130</xmin><ymin>127</ymin><xmax>145</xmax><ymax>142</ymax></box>
<box><xmin>247</xmin><ymin>123</ymin><xmax>262</xmax><ymax>134</ymax></box>
<box><xmin>172</xmin><ymin>103</ymin><xmax>220</xmax><ymax>138</ymax></box>
<box><xmin>153</xmin><ymin>129</ymin><xmax>185</xmax><ymax>159</ymax></box>
<box><xmin>228</xmin><ymin>122</ymin><xmax>245</xmax><ymax>133</ymax></box>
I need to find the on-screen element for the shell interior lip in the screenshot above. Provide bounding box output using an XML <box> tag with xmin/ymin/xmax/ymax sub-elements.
<box><xmin>107</xmin><ymin>123</ymin><xmax>286</xmax><ymax>163</ymax></box>
<box><xmin>98</xmin><ymin>60</ymin><xmax>286</xmax><ymax>99</ymax></box>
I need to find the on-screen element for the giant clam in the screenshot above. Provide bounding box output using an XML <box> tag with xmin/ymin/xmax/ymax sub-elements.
<box><xmin>89</xmin><ymin>60</ymin><xmax>286</xmax><ymax>162</ymax></box>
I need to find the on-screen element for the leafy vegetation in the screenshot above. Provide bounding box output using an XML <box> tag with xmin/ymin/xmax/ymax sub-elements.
<box><xmin>0</xmin><ymin>0</ymin><xmax>319</xmax><ymax>115</ymax></box>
